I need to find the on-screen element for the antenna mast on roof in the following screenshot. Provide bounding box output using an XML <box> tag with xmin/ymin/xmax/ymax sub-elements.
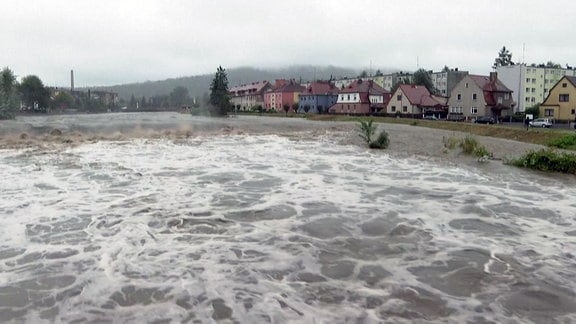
<box><xmin>370</xmin><ymin>60</ymin><xmax>372</xmax><ymax>77</ymax></box>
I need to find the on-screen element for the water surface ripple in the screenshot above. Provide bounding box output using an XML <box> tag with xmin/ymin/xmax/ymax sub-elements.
<box><xmin>1</xmin><ymin>130</ymin><xmax>575</xmax><ymax>323</ymax></box>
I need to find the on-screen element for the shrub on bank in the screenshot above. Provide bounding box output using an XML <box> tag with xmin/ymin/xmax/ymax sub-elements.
<box><xmin>508</xmin><ymin>149</ymin><xmax>576</xmax><ymax>174</ymax></box>
<box><xmin>547</xmin><ymin>133</ymin><xmax>576</xmax><ymax>150</ymax></box>
<box><xmin>369</xmin><ymin>131</ymin><xmax>390</xmax><ymax>149</ymax></box>
<box><xmin>357</xmin><ymin>119</ymin><xmax>389</xmax><ymax>149</ymax></box>
<box><xmin>442</xmin><ymin>135</ymin><xmax>492</xmax><ymax>159</ymax></box>
<box><xmin>460</xmin><ymin>136</ymin><xmax>492</xmax><ymax>158</ymax></box>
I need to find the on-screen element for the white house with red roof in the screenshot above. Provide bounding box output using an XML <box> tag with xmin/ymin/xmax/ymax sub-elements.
<box><xmin>329</xmin><ymin>79</ymin><xmax>390</xmax><ymax>114</ymax></box>
<box><xmin>447</xmin><ymin>72</ymin><xmax>514</xmax><ymax>121</ymax></box>
<box><xmin>385</xmin><ymin>84</ymin><xmax>447</xmax><ymax>118</ymax></box>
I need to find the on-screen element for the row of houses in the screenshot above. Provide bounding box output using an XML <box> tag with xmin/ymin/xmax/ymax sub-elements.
<box><xmin>230</xmin><ymin>71</ymin><xmax>516</xmax><ymax>122</ymax></box>
<box><xmin>230</xmin><ymin>63</ymin><xmax>576</xmax><ymax>122</ymax></box>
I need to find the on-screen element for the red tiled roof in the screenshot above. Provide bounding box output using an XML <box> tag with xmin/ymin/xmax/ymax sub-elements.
<box><xmin>468</xmin><ymin>75</ymin><xmax>512</xmax><ymax>93</ymax></box>
<box><xmin>229</xmin><ymin>81</ymin><xmax>271</xmax><ymax>93</ymax></box>
<box><xmin>339</xmin><ymin>79</ymin><xmax>389</xmax><ymax>95</ymax></box>
<box><xmin>468</xmin><ymin>74</ymin><xmax>512</xmax><ymax>106</ymax></box>
<box><xmin>303</xmin><ymin>81</ymin><xmax>339</xmax><ymax>95</ymax></box>
<box><xmin>278</xmin><ymin>82</ymin><xmax>306</xmax><ymax>93</ymax></box>
<box><xmin>399</xmin><ymin>84</ymin><xmax>445</xmax><ymax>107</ymax></box>
<box><xmin>266</xmin><ymin>80</ymin><xmax>305</xmax><ymax>94</ymax></box>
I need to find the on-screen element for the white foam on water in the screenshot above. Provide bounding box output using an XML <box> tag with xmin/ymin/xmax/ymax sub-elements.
<box><xmin>0</xmin><ymin>134</ymin><xmax>575</xmax><ymax>323</ymax></box>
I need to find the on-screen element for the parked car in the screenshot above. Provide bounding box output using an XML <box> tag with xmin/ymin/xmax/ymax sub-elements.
<box><xmin>423</xmin><ymin>115</ymin><xmax>439</xmax><ymax>120</ymax></box>
<box><xmin>529</xmin><ymin>118</ymin><xmax>553</xmax><ymax>128</ymax></box>
<box><xmin>474</xmin><ymin>116</ymin><xmax>495</xmax><ymax>124</ymax></box>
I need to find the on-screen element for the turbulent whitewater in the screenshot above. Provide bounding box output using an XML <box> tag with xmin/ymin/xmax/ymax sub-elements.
<box><xmin>0</xmin><ymin>113</ymin><xmax>575</xmax><ymax>323</ymax></box>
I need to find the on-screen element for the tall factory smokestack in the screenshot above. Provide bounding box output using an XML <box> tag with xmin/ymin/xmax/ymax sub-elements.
<box><xmin>71</xmin><ymin>70</ymin><xmax>74</xmax><ymax>92</ymax></box>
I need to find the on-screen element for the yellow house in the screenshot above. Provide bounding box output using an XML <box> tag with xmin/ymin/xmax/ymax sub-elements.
<box><xmin>539</xmin><ymin>76</ymin><xmax>576</xmax><ymax>121</ymax></box>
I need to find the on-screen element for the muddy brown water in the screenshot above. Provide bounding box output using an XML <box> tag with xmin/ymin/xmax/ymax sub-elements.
<box><xmin>0</xmin><ymin>112</ymin><xmax>575</xmax><ymax>322</ymax></box>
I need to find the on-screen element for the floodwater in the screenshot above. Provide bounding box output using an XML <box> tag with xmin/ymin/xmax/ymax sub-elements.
<box><xmin>0</xmin><ymin>113</ymin><xmax>575</xmax><ymax>323</ymax></box>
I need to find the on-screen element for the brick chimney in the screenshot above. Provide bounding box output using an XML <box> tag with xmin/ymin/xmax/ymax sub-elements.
<box><xmin>489</xmin><ymin>72</ymin><xmax>497</xmax><ymax>83</ymax></box>
<box><xmin>275</xmin><ymin>79</ymin><xmax>288</xmax><ymax>89</ymax></box>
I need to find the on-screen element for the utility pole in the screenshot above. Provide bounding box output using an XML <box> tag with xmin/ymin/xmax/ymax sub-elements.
<box><xmin>522</xmin><ymin>43</ymin><xmax>525</xmax><ymax>64</ymax></box>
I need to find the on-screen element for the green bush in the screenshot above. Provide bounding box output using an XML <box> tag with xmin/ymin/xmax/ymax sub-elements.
<box><xmin>460</xmin><ymin>136</ymin><xmax>491</xmax><ymax>157</ymax></box>
<box><xmin>452</xmin><ymin>135</ymin><xmax>492</xmax><ymax>158</ymax></box>
<box><xmin>525</xmin><ymin>104</ymin><xmax>540</xmax><ymax>119</ymax></box>
<box><xmin>0</xmin><ymin>105</ymin><xmax>16</xmax><ymax>120</ymax></box>
<box><xmin>357</xmin><ymin>119</ymin><xmax>389</xmax><ymax>149</ymax></box>
<box><xmin>547</xmin><ymin>133</ymin><xmax>576</xmax><ymax>150</ymax></box>
<box><xmin>369</xmin><ymin>130</ymin><xmax>389</xmax><ymax>149</ymax></box>
<box><xmin>473</xmin><ymin>145</ymin><xmax>492</xmax><ymax>158</ymax></box>
<box><xmin>508</xmin><ymin>149</ymin><xmax>576</xmax><ymax>173</ymax></box>
<box><xmin>443</xmin><ymin>136</ymin><xmax>459</xmax><ymax>150</ymax></box>
<box><xmin>460</xmin><ymin>136</ymin><xmax>478</xmax><ymax>155</ymax></box>
<box><xmin>357</xmin><ymin>119</ymin><xmax>376</xmax><ymax>145</ymax></box>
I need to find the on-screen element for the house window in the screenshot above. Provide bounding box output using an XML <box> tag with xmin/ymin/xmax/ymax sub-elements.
<box><xmin>545</xmin><ymin>109</ymin><xmax>554</xmax><ymax>117</ymax></box>
<box><xmin>559</xmin><ymin>94</ymin><xmax>570</xmax><ymax>102</ymax></box>
<box><xmin>531</xmin><ymin>97</ymin><xmax>536</xmax><ymax>102</ymax></box>
<box><xmin>526</xmin><ymin>78</ymin><xmax>530</xmax><ymax>83</ymax></box>
<box><xmin>562</xmin><ymin>83</ymin><xmax>567</xmax><ymax>88</ymax></box>
<box><xmin>504</xmin><ymin>93</ymin><xmax>509</xmax><ymax>100</ymax></box>
<box><xmin>572</xmin><ymin>109</ymin><xmax>575</xmax><ymax>115</ymax></box>
<box><xmin>465</xmin><ymin>83</ymin><xmax>469</xmax><ymax>88</ymax></box>
<box><xmin>498</xmin><ymin>97</ymin><xmax>503</xmax><ymax>104</ymax></box>
<box><xmin>457</xmin><ymin>94</ymin><xmax>461</xmax><ymax>101</ymax></box>
<box><xmin>347</xmin><ymin>94</ymin><xmax>350</xmax><ymax>100</ymax></box>
<box><xmin>402</xmin><ymin>106</ymin><xmax>408</xmax><ymax>112</ymax></box>
<box><xmin>531</xmin><ymin>88</ymin><xmax>536</xmax><ymax>93</ymax></box>
<box><xmin>397</xmin><ymin>94</ymin><xmax>402</xmax><ymax>100</ymax></box>
<box><xmin>525</xmin><ymin>97</ymin><xmax>530</xmax><ymax>102</ymax></box>
<box><xmin>472</xmin><ymin>93</ymin><xmax>477</xmax><ymax>100</ymax></box>
<box><xmin>353</xmin><ymin>95</ymin><xmax>357</xmax><ymax>101</ymax></box>
<box><xmin>391</xmin><ymin>106</ymin><xmax>396</xmax><ymax>112</ymax></box>
<box><xmin>525</xmin><ymin>87</ymin><xmax>530</xmax><ymax>92</ymax></box>
<box><xmin>532</xmin><ymin>78</ymin><xmax>536</xmax><ymax>83</ymax></box>
<box><xmin>471</xmin><ymin>107</ymin><xmax>478</xmax><ymax>114</ymax></box>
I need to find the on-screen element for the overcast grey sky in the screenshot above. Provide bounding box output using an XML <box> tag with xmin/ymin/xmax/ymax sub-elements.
<box><xmin>2</xmin><ymin>0</ymin><xmax>574</xmax><ymax>87</ymax></box>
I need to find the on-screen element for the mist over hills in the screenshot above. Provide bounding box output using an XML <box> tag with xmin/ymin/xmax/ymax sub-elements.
<box><xmin>95</xmin><ymin>65</ymin><xmax>397</xmax><ymax>100</ymax></box>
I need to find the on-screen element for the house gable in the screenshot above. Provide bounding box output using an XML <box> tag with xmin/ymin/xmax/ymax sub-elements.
<box><xmin>448</xmin><ymin>73</ymin><xmax>513</xmax><ymax>120</ymax></box>
<box><xmin>540</xmin><ymin>76</ymin><xmax>576</xmax><ymax>120</ymax></box>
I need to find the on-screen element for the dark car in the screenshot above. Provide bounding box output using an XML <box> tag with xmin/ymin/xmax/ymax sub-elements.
<box><xmin>475</xmin><ymin>116</ymin><xmax>495</xmax><ymax>124</ymax></box>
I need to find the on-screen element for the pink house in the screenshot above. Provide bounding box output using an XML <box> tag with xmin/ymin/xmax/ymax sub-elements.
<box><xmin>264</xmin><ymin>79</ymin><xmax>306</xmax><ymax>112</ymax></box>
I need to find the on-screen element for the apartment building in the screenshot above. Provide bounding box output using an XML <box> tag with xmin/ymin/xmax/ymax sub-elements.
<box><xmin>496</xmin><ymin>64</ymin><xmax>576</xmax><ymax>113</ymax></box>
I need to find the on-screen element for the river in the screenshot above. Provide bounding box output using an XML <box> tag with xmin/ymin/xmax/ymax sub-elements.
<box><xmin>0</xmin><ymin>113</ymin><xmax>575</xmax><ymax>323</ymax></box>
